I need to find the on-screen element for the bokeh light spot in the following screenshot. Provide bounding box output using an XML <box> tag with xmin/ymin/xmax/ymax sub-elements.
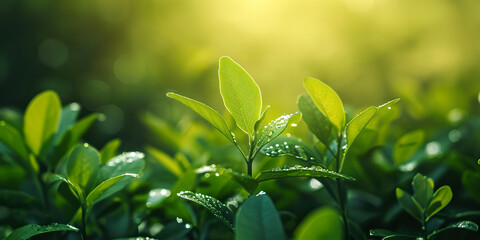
<box><xmin>97</xmin><ymin>104</ymin><xmax>124</xmax><ymax>134</ymax></box>
<box><xmin>38</xmin><ymin>38</ymin><xmax>69</xmax><ymax>68</ymax></box>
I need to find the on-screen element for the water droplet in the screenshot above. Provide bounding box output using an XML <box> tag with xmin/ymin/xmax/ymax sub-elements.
<box><xmin>291</xmin><ymin>123</ymin><xmax>297</xmax><ymax>127</ymax></box>
<box><xmin>83</xmin><ymin>143</ymin><xmax>89</xmax><ymax>147</ymax></box>
<box><xmin>309</xmin><ymin>178</ymin><xmax>323</xmax><ymax>190</ymax></box>
<box><xmin>256</xmin><ymin>191</ymin><xmax>266</xmax><ymax>196</ymax></box>
<box><xmin>275</xmin><ymin>144</ymin><xmax>280</xmax><ymax>147</ymax></box>
<box><xmin>215</xmin><ymin>173</ymin><xmax>220</xmax><ymax>177</ymax></box>
<box><xmin>268</xmin><ymin>131</ymin><xmax>273</xmax><ymax>136</ymax></box>
<box><xmin>185</xmin><ymin>223</ymin><xmax>192</xmax><ymax>229</ymax></box>
<box><xmin>387</xmin><ymin>106</ymin><xmax>391</xmax><ymax>110</ymax></box>
<box><xmin>204</xmin><ymin>173</ymin><xmax>211</xmax><ymax>178</ymax></box>
<box><xmin>176</xmin><ymin>217</ymin><xmax>184</xmax><ymax>223</ymax></box>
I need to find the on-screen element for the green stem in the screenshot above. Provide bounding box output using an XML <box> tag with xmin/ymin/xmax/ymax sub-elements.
<box><xmin>80</xmin><ymin>205</ymin><xmax>87</xmax><ymax>240</ymax></box>
<box><xmin>334</xmin><ymin>135</ymin><xmax>350</xmax><ymax>240</ymax></box>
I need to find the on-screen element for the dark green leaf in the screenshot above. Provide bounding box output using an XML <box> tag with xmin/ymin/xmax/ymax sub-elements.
<box><xmin>293</xmin><ymin>207</ymin><xmax>342</xmax><ymax>240</ymax></box>
<box><xmin>260</xmin><ymin>135</ymin><xmax>321</xmax><ymax>165</ymax></box>
<box><xmin>66</xmin><ymin>144</ymin><xmax>100</xmax><ymax>191</ymax></box>
<box><xmin>396</xmin><ymin>188</ymin><xmax>424</xmax><ymax>223</ymax></box>
<box><xmin>230</xmin><ymin>171</ymin><xmax>258</xmax><ymax>194</ymax></box>
<box><xmin>412</xmin><ymin>173</ymin><xmax>434</xmax><ymax>209</ymax></box>
<box><xmin>0</xmin><ymin>122</ymin><xmax>30</xmax><ymax>166</ymax></box>
<box><xmin>369</xmin><ymin>229</ymin><xmax>395</xmax><ymax>237</ymax></box>
<box><xmin>219</xmin><ymin>56</ymin><xmax>262</xmax><ymax>136</ymax></box>
<box><xmin>462</xmin><ymin>171</ymin><xmax>480</xmax><ymax>203</ymax></box>
<box><xmin>255</xmin><ymin>112</ymin><xmax>301</xmax><ymax>153</ymax></box>
<box><xmin>255</xmin><ymin>165</ymin><xmax>355</xmax><ymax>182</ymax></box>
<box><xmin>23</xmin><ymin>90</ymin><xmax>61</xmax><ymax>157</ymax></box>
<box><xmin>0</xmin><ymin>190</ymin><xmax>39</xmax><ymax>209</ymax></box>
<box><xmin>297</xmin><ymin>93</ymin><xmax>336</xmax><ymax>146</ymax></box>
<box><xmin>5</xmin><ymin>223</ymin><xmax>78</xmax><ymax>240</ymax></box>
<box><xmin>177</xmin><ymin>191</ymin><xmax>234</xmax><ymax>229</ymax></box>
<box><xmin>382</xmin><ymin>235</ymin><xmax>417</xmax><ymax>240</ymax></box>
<box><xmin>235</xmin><ymin>194</ymin><xmax>285</xmax><ymax>240</ymax></box>
<box><xmin>428</xmin><ymin>220</ymin><xmax>478</xmax><ymax>238</ymax></box>
<box><xmin>303</xmin><ymin>77</ymin><xmax>345</xmax><ymax>136</ymax></box>
<box><xmin>53</xmin><ymin>103</ymin><xmax>81</xmax><ymax>144</ymax></box>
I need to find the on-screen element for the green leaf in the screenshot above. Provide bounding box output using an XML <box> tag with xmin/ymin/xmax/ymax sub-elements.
<box><xmin>230</xmin><ymin>171</ymin><xmax>258</xmax><ymax>194</ymax></box>
<box><xmin>86</xmin><ymin>173</ymin><xmax>139</xmax><ymax>208</ymax></box>
<box><xmin>66</xmin><ymin>144</ymin><xmax>100</xmax><ymax>191</ymax></box>
<box><xmin>177</xmin><ymin>191</ymin><xmax>234</xmax><ymax>229</ymax></box>
<box><xmin>235</xmin><ymin>194</ymin><xmax>285</xmax><ymax>240</ymax></box>
<box><xmin>260</xmin><ymin>135</ymin><xmax>321</xmax><ymax>165</ymax></box>
<box><xmin>396</xmin><ymin>188</ymin><xmax>424</xmax><ymax>223</ymax></box>
<box><xmin>5</xmin><ymin>223</ymin><xmax>78</xmax><ymax>240</ymax></box>
<box><xmin>0</xmin><ymin>190</ymin><xmax>39</xmax><ymax>209</ymax></box>
<box><xmin>254</xmin><ymin>105</ymin><xmax>270</xmax><ymax>133</ymax></box>
<box><xmin>146</xmin><ymin>146</ymin><xmax>183</xmax><ymax>177</ymax></box>
<box><xmin>393</xmin><ymin>130</ymin><xmax>425</xmax><ymax>165</ymax></box>
<box><xmin>51</xmin><ymin>114</ymin><xmax>98</xmax><ymax>166</ymax></box>
<box><xmin>382</xmin><ymin>235</ymin><xmax>417</xmax><ymax>240</ymax></box>
<box><xmin>100</xmin><ymin>138</ymin><xmax>121</xmax><ymax>164</ymax></box>
<box><xmin>343</xmin><ymin>106</ymin><xmax>378</xmax><ymax>171</ymax></box>
<box><xmin>219</xmin><ymin>56</ymin><xmax>262</xmax><ymax>136</ymax></box>
<box><xmin>96</xmin><ymin>151</ymin><xmax>145</xmax><ymax>184</ymax></box>
<box><xmin>23</xmin><ymin>90</ymin><xmax>61</xmax><ymax>157</ymax></box>
<box><xmin>166</xmin><ymin>92</ymin><xmax>234</xmax><ymax>143</ymax></box>
<box><xmin>48</xmin><ymin>174</ymin><xmax>82</xmax><ymax>201</ymax></box>
<box><xmin>369</xmin><ymin>229</ymin><xmax>395</xmax><ymax>237</ymax></box>
<box><xmin>293</xmin><ymin>207</ymin><xmax>342</xmax><ymax>240</ymax></box>
<box><xmin>255</xmin><ymin>165</ymin><xmax>355</xmax><ymax>182</ymax></box>
<box><xmin>412</xmin><ymin>173</ymin><xmax>434</xmax><ymax>209</ymax></box>
<box><xmin>303</xmin><ymin>78</ymin><xmax>345</xmax><ymax>136</ymax></box>
<box><xmin>297</xmin><ymin>94</ymin><xmax>336</xmax><ymax>146</ymax></box>
<box><xmin>254</xmin><ymin>112</ymin><xmax>302</xmax><ymax>152</ymax></box>
<box><xmin>53</xmin><ymin>103</ymin><xmax>81</xmax><ymax>144</ymax></box>
<box><xmin>425</xmin><ymin>185</ymin><xmax>452</xmax><ymax>221</ymax></box>
<box><xmin>428</xmin><ymin>220</ymin><xmax>478</xmax><ymax>238</ymax></box>
<box><xmin>0</xmin><ymin>122</ymin><xmax>30</xmax><ymax>165</ymax></box>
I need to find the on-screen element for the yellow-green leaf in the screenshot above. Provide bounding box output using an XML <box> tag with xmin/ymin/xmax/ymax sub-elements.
<box><xmin>166</xmin><ymin>92</ymin><xmax>234</xmax><ymax>143</ymax></box>
<box><xmin>426</xmin><ymin>185</ymin><xmax>452</xmax><ymax>221</ymax></box>
<box><xmin>23</xmin><ymin>91</ymin><xmax>61</xmax><ymax>157</ymax></box>
<box><xmin>294</xmin><ymin>207</ymin><xmax>343</xmax><ymax>240</ymax></box>
<box><xmin>303</xmin><ymin>78</ymin><xmax>345</xmax><ymax>136</ymax></box>
<box><xmin>219</xmin><ymin>56</ymin><xmax>262</xmax><ymax>136</ymax></box>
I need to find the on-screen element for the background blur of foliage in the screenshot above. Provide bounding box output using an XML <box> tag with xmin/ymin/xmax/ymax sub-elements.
<box><xmin>1</xmin><ymin>0</ymin><xmax>480</xmax><ymax>149</ymax></box>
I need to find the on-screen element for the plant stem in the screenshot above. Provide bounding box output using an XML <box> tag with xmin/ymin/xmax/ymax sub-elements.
<box><xmin>334</xmin><ymin>135</ymin><xmax>350</xmax><ymax>240</ymax></box>
<box><xmin>247</xmin><ymin>160</ymin><xmax>253</xmax><ymax>177</ymax></box>
<box><xmin>80</xmin><ymin>205</ymin><xmax>87</xmax><ymax>240</ymax></box>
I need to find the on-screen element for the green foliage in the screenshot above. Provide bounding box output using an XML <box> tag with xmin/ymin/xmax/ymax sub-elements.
<box><xmin>5</xmin><ymin>224</ymin><xmax>78</xmax><ymax>240</ymax></box>
<box><xmin>255</xmin><ymin>165</ymin><xmax>355</xmax><ymax>182</ymax></box>
<box><xmin>235</xmin><ymin>194</ymin><xmax>285</xmax><ymax>240</ymax></box>
<box><xmin>219</xmin><ymin>56</ymin><xmax>262</xmax><ymax>136</ymax></box>
<box><xmin>293</xmin><ymin>207</ymin><xmax>343</xmax><ymax>240</ymax></box>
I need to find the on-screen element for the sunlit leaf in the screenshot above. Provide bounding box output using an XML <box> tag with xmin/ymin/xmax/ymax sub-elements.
<box><xmin>393</xmin><ymin>130</ymin><xmax>425</xmax><ymax>165</ymax></box>
<box><xmin>428</xmin><ymin>220</ymin><xmax>478</xmax><ymax>238</ymax></box>
<box><xmin>425</xmin><ymin>185</ymin><xmax>452</xmax><ymax>221</ymax></box>
<box><xmin>303</xmin><ymin>78</ymin><xmax>345</xmax><ymax>136</ymax></box>
<box><xmin>254</xmin><ymin>105</ymin><xmax>270</xmax><ymax>133</ymax></box>
<box><xmin>260</xmin><ymin>135</ymin><xmax>321</xmax><ymax>165</ymax></box>
<box><xmin>396</xmin><ymin>188</ymin><xmax>424</xmax><ymax>223</ymax></box>
<box><xmin>96</xmin><ymin>151</ymin><xmax>145</xmax><ymax>184</ymax></box>
<box><xmin>235</xmin><ymin>194</ymin><xmax>285</xmax><ymax>240</ymax></box>
<box><xmin>255</xmin><ymin>165</ymin><xmax>355</xmax><ymax>182</ymax></box>
<box><xmin>219</xmin><ymin>56</ymin><xmax>262</xmax><ymax>136</ymax></box>
<box><xmin>297</xmin><ymin>94</ymin><xmax>335</xmax><ymax>146</ymax></box>
<box><xmin>53</xmin><ymin>103</ymin><xmax>81</xmax><ymax>144</ymax></box>
<box><xmin>166</xmin><ymin>92</ymin><xmax>234</xmax><ymax>143</ymax></box>
<box><xmin>5</xmin><ymin>223</ymin><xmax>78</xmax><ymax>240</ymax></box>
<box><xmin>146</xmin><ymin>146</ymin><xmax>183</xmax><ymax>177</ymax></box>
<box><xmin>86</xmin><ymin>173</ymin><xmax>139</xmax><ymax>208</ymax></box>
<box><xmin>254</xmin><ymin>112</ymin><xmax>301</xmax><ymax>153</ymax></box>
<box><xmin>48</xmin><ymin>174</ymin><xmax>82</xmax><ymax>201</ymax></box>
<box><xmin>100</xmin><ymin>138</ymin><xmax>121</xmax><ymax>164</ymax></box>
<box><xmin>412</xmin><ymin>173</ymin><xmax>434</xmax><ymax>209</ymax></box>
<box><xmin>23</xmin><ymin>90</ymin><xmax>61</xmax><ymax>157</ymax></box>
<box><xmin>177</xmin><ymin>191</ymin><xmax>234</xmax><ymax>229</ymax></box>
<box><xmin>294</xmin><ymin>207</ymin><xmax>342</xmax><ymax>240</ymax></box>
<box><xmin>66</xmin><ymin>144</ymin><xmax>100</xmax><ymax>191</ymax></box>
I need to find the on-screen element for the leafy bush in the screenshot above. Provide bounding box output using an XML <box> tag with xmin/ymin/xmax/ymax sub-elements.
<box><xmin>1</xmin><ymin>57</ymin><xmax>479</xmax><ymax>240</ymax></box>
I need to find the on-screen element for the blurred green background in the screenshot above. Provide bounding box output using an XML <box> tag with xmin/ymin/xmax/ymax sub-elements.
<box><xmin>1</xmin><ymin>0</ymin><xmax>480</xmax><ymax>150</ymax></box>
